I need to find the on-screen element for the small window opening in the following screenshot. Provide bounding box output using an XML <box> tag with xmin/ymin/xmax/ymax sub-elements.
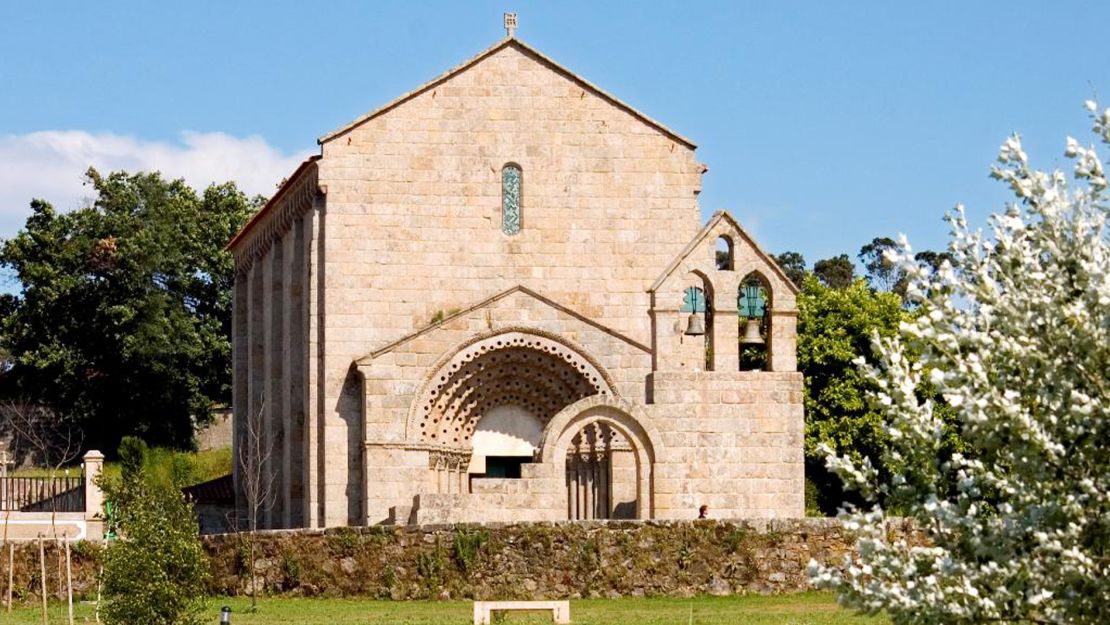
<box><xmin>502</xmin><ymin>163</ymin><xmax>522</xmax><ymax>235</ymax></box>
<box><xmin>716</xmin><ymin>236</ymin><xmax>734</xmax><ymax>270</ymax></box>
<box><xmin>480</xmin><ymin>456</ymin><xmax>529</xmax><ymax>479</ymax></box>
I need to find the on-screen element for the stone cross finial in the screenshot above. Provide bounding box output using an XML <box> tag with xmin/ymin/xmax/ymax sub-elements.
<box><xmin>504</xmin><ymin>12</ymin><xmax>518</xmax><ymax>38</ymax></box>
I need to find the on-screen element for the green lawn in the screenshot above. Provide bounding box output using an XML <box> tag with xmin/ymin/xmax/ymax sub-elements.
<box><xmin>9</xmin><ymin>593</ymin><xmax>885</xmax><ymax>624</ymax></box>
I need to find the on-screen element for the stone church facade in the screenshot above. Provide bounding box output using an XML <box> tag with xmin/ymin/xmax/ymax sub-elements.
<box><xmin>227</xmin><ymin>35</ymin><xmax>804</xmax><ymax>529</ymax></box>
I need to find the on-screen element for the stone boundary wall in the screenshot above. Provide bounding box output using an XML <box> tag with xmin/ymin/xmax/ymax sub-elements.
<box><xmin>0</xmin><ymin>519</ymin><xmax>908</xmax><ymax>604</ymax></box>
<box><xmin>204</xmin><ymin>519</ymin><xmax>908</xmax><ymax>599</ymax></box>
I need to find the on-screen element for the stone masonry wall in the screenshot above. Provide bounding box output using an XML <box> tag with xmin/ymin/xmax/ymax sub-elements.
<box><xmin>315</xmin><ymin>41</ymin><xmax>705</xmax><ymax>524</ymax></box>
<box><xmin>204</xmin><ymin>519</ymin><xmax>902</xmax><ymax>599</ymax></box>
<box><xmin>648</xmin><ymin>372</ymin><xmax>805</xmax><ymax>519</ymax></box>
<box><xmin>2</xmin><ymin>519</ymin><xmax>911</xmax><ymax>605</ymax></box>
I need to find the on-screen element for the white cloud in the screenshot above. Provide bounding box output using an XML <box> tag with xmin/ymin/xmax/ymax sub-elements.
<box><xmin>0</xmin><ymin>130</ymin><xmax>314</xmax><ymax>240</ymax></box>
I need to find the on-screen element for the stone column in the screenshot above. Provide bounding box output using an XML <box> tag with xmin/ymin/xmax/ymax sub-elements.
<box><xmin>284</xmin><ymin>219</ymin><xmax>306</xmax><ymax>527</ymax></box>
<box><xmin>304</xmin><ymin>204</ymin><xmax>322</xmax><ymax>527</ymax></box>
<box><xmin>82</xmin><ymin>450</ymin><xmax>105</xmax><ymax>540</ymax></box>
<box><xmin>568</xmin><ymin>455</ymin><xmax>575</xmax><ymax>520</ymax></box>
<box><xmin>769</xmin><ymin>311</ymin><xmax>798</xmax><ymax>372</ymax></box>
<box><xmin>583</xmin><ymin>455</ymin><xmax>594</xmax><ymax>520</ymax></box>
<box><xmin>245</xmin><ymin>262</ymin><xmax>265</xmax><ymax>530</ymax></box>
<box><xmin>713</xmin><ymin>311</ymin><xmax>740</xmax><ymax>373</ymax></box>
<box><xmin>264</xmin><ymin>243</ymin><xmax>285</xmax><ymax>528</ymax></box>
<box><xmin>231</xmin><ymin>271</ymin><xmax>249</xmax><ymax>506</ymax></box>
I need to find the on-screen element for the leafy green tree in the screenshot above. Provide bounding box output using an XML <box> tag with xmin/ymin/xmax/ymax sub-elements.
<box><xmin>858</xmin><ymin>236</ymin><xmax>903</xmax><ymax>294</ymax></box>
<box><xmin>797</xmin><ymin>275</ymin><xmax>906</xmax><ymax>515</ymax></box>
<box><xmin>0</xmin><ymin>294</ymin><xmax>15</xmax><ymax>383</ymax></box>
<box><xmin>859</xmin><ymin>237</ymin><xmax>955</xmax><ymax>298</ymax></box>
<box><xmin>100</xmin><ymin>438</ymin><xmax>209</xmax><ymax>625</ymax></box>
<box><xmin>911</xmin><ymin>249</ymin><xmax>955</xmax><ymax>275</ymax></box>
<box><xmin>771</xmin><ymin>251</ymin><xmax>808</xmax><ymax>288</ymax></box>
<box><xmin>0</xmin><ymin>169</ymin><xmax>257</xmax><ymax>452</ymax></box>
<box><xmin>813</xmin><ymin>254</ymin><xmax>856</xmax><ymax>288</ymax></box>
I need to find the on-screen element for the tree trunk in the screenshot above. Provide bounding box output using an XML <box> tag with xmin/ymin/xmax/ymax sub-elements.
<box><xmin>95</xmin><ymin>562</ymin><xmax>103</xmax><ymax>624</ymax></box>
<box><xmin>249</xmin><ymin>531</ymin><xmax>258</xmax><ymax>611</ymax></box>
<box><xmin>6</xmin><ymin>542</ymin><xmax>13</xmax><ymax>613</ymax></box>
<box><xmin>56</xmin><ymin>539</ymin><xmax>63</xmax><ymax>600</ymax></box>
<box><xmin>38</xmin><ymin>535</ymin><xmax>47</xmax><ymax>625</ymax></box>
<box><xmin>65</xmin><ymin>539</ymin><xmax>73</xmax><ymax>625</ymax></box>
<box><xmin>3</xmin><ymin>509</ymin><xmax>11</xmax><ymax>613</ymax></box>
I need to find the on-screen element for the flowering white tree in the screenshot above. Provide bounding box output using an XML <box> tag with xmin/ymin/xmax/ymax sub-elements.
<box><xmin>810</xmin><ymin>103</ymin><xmax>1110</xmax><ymax>625</ymax></box>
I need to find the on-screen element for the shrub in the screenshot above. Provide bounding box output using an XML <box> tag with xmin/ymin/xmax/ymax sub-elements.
<box><xmin>100</xmin><ymin>442</ymin><xmax>209</xmax><ymax>625</ymax></box>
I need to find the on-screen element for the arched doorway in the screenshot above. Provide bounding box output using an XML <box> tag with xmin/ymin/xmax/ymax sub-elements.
<box><xmin>542</xmin><ymin>399</ymin><xmax>661</xmax><ymax>520</ymax></box>
<box><xmin>564</xmin><ymin>422</ymin><xmax>638</xmax><ymax>519</ymax></box>
<box><xmin>408</xmin><ymin>331</ymin><xmax>616</xmax><ymax>492</ymax></box>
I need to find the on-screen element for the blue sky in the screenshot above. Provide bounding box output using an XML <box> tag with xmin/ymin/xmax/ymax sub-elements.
<box><xmin>2</xmin><ymin>1</ymin><xmax>1109</xmax><ymax>287</ymax></box>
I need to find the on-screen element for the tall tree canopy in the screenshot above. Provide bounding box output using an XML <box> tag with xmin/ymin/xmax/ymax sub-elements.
<box><xmin>796</xmin><ymin>275</ymin><xmax>907</xmax><ymax>514</ymax></box>
<box><xmin>813</xmin><ymin>254</ymin><xmax>856</xmax><ymax>288</ymax></box>
<box><xmin>858</xmin><ymin>236</ymin><xmax>903</xmax><ymax>293</ymax></box>
<box><xmin>771</xmin><ymin>251</ymin><xmax>808</xmax><ymax>289</ymax></box>
<box><xmin>0</xmin><ymin>169</ymin><xmax>258</xmax><ymax>453</ymax></box>
<box><xmin>859</xmin><ymin>237</ymin><xmax>954</xmax><ymax>298</ymax></box>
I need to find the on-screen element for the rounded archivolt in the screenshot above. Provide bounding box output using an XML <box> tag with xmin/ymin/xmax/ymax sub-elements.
<box><xmin>414</xmin><ymin>333</ymin><xmax>612</xmax><ymax>447</ymax></box>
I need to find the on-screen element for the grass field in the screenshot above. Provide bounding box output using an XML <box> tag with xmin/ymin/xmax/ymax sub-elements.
<box><xmin>8</xmin><ymin>593</ymin><xmax>885</xmax><ymax>624</ymax></box>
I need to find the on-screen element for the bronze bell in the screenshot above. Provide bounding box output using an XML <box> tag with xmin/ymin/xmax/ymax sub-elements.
<box><xmin>684</xmin><ymin>312</ymin><xmax>705</xmax><ymax>336</ymax></box>
<box><xmin>740</xmin><ymin>317</ymin><xmax>764</xmax><ymax>345</ymax></box>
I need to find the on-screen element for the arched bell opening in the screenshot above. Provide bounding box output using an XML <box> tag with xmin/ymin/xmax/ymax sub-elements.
<box><xmin>681</xmin><ymin>275</ymin><xmax>714</xmax><ymax>371</ymax></box>
<box><xmin>738</xmin><ymin>272</ymin><xmax>771</xmax><ymax>371</ymax></box>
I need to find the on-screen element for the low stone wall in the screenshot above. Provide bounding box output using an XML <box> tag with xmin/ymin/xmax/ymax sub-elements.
<box><xmin>0</xmin><ymin>539</ymin><xmax>103</xmax><ymax>604</ymax></box>
<box><xmin>0</xmin><ymin>518</ymin><xmax>896</xmax><ymax>604</ymax></box>
<box><xmin>204</xmin><ymin>518</ymin><xmax>894</xmax><ymax>599</ymax></box>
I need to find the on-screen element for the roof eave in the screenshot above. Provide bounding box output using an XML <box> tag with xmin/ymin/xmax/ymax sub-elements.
<box><xmin>224</xmin><ymin>155</ymin><xmax>321</xmax><ymax>252</ymax></box>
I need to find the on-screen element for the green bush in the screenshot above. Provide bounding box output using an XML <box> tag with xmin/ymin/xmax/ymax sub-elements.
<box><xmin>100</xmin><ymin>441</ymin><xmax>209</xmax><ymax>625</ymax></box>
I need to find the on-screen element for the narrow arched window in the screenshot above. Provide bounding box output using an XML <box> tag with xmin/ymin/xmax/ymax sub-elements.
<box><xmin>502</xmin><ymin>163</ymin><xmax>522</xmax><ymax>235</ymax></box>
<box><xmin>715</xmin><ymin>236</ymin><xmax>734</xmax><ymax>270</ymax></box>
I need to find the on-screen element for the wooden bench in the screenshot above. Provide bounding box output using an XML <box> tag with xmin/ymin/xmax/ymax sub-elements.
<box><xmin>473</xmin><ymin>600</ymin><xmax>570</xmax><ymax>624</ymax></box>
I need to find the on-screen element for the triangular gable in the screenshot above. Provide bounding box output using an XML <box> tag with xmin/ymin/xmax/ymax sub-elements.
<box><xmin>355</xmin><ymin>285</ymin><xmax>650</xmax><ymax>364</ymax></box>
<box><xmin>649</xmin><ymin>211</ymin><xmax>800</xmax><ymax>295</ymax></box>
<box><xmin>318</xmin><ymin>37</ymin><xmax>695</xmax><ymax>149</ymax></box>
